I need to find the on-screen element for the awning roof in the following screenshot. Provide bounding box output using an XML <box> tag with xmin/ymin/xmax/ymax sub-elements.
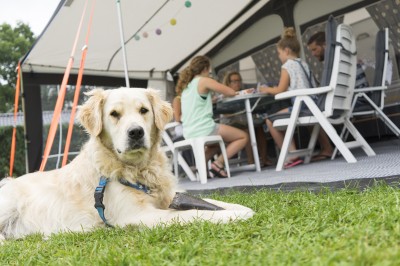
<box><xmin>21</xmin><ymin>0</ymin><xmax>262</xmax><ymax>80</ymax></box>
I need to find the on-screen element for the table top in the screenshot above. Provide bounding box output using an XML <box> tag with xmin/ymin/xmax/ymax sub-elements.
<box><xmin>220</xmin><ymin>92</ymin><xmax>271</xmax><ymax>103</ymax></box>
<box><xmin>214</xmin><ymin>93</ymin><xmax>276</xmax><ymax>115</ymax></box>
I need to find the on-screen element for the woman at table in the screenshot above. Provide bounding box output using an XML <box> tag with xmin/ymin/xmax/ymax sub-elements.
<box><xmin>177</xmin><ymin>55</ymin><xmax>249</xmax><ymax>178</ymax></box>
<box><xmin>222</xmin><ymin>71</ymin><xmax>273</xmax><ymax>167</ymax></box>
<box><xmin>259</xmin><ymin>27</ymin><xmax>317</xmax><ymax>168</ymax></box>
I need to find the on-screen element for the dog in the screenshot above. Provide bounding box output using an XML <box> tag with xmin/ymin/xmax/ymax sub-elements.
<box><xmin>0</xmin><ymin>87</ymin><xmax>254</xmax><ymax>241</ymax></box>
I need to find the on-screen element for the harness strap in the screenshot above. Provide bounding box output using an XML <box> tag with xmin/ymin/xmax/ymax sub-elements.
<box><xmin>94</xmin><ymin>176</ymin><xmax>114</xmax><ymax>227</ymax></box>
<box><xmin>119</xmin><ymin>178</ymin><xmax>150</xmax><ymax>194</ymax></box>
<box><xmin>94</xmin><ymin>176</ymin><xmax>151</xmax><ymax>227</ymax></box>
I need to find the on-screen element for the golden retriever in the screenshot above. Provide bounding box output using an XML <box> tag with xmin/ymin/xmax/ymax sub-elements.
<box><xmin>0</xmin><ymin>87</ymin><xmax>254</xmax><ymax>241</ymax></box>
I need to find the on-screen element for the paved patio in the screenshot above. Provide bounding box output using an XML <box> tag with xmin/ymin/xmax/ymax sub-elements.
<box><xmin>177</xmin><ymin>137</ymin><xmax>400</xmax><ymax>195</ymax></box>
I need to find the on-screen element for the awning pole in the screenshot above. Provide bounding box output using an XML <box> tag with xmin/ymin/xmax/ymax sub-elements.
<box><xmin>116</xmin><ymin>0</ymin><xmax>130</xmax><ymax>87</ymax></box>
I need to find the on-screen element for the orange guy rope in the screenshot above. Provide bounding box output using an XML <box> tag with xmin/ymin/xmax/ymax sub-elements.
<box><xmin>9</xmin><ymin>61</ymin><xmax>21</xmax><ymax>177</ymax></box>
<box><xmin>39</xmin><ymin>0</ymin><xmax>89</xmax><ymax>171</ymax></box>
<box><xmin>62</xmin><ymin>0</ymin><xmax>96</xmax><ymax>167</ymax></box>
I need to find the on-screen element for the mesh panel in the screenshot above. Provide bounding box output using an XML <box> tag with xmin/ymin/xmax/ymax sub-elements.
<box><xmin>40</xmin><ymin>85</ymin><xmax>115</xmax><ymax>170</ymax></box>
<box><xmin>251</xmin><ymin>44</ymin><xmax>281</xmax><ymax>85</ymax></box>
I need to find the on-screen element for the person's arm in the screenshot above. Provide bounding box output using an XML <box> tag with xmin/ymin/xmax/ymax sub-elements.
<box><xmin>197</xmin><ymin>77</ymin><xmax>237</xmax><ymax>97</ymax></box>
<box><xmin>259</xmin><ymin>68</ymin><xmax>290</xmax><ymax>95</ymax></box>
<box><xmin>172</xmin><ymin>96</ymin><xmax>182</xmax><ymax>122</ymax></box>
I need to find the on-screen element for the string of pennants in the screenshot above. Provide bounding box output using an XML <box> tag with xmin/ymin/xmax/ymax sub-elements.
<box><xmin>133</xmin><ymin>0</ymin><xmax>192</xmax><ymax>41</ymax></box>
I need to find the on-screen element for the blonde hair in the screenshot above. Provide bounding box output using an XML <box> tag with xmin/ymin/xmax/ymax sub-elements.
<box><xmin>222</xmin><ymin>71</ymin><xmax>242</xmax><ymax>86</ymax></box>
<box><xmin>176</xmin><ymin>55</ymin><xmax>210</xmax><ymax>95</ymax></box>
<box><xmin>277</xmin><ymin>27</ymin><xmax>301</xmax><ymax>56</ymax></box>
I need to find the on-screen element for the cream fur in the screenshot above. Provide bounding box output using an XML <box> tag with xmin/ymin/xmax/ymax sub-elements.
<box><xmin>0</xmin><ymin>87</ymin><xmax>254</xmax><ymax>241</ymax></box>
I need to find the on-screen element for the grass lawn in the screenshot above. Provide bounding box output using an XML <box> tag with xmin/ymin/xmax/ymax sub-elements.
<box><xmin>1</xmin><ymin>182</ymin><xmax>400</xmax><ymax>265</ymax></box>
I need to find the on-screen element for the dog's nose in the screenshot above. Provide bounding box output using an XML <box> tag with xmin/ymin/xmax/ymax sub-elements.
<box><xmin>127</xmin><ymin>127</ymin><xmax>144</xmax><ymax>140</ymax></box>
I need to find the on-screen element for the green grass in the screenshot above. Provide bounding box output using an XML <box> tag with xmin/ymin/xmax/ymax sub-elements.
<box><xmin>2</xmin><ymin>183</ymin><xmax>400</xmax><ymax>265</ymax></box>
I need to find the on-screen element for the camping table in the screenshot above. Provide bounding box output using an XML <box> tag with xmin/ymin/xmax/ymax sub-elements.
<box><xmin>215</xmin><ymin>93</ymin><xmax>275</xmax><ymax>172</ymax></box>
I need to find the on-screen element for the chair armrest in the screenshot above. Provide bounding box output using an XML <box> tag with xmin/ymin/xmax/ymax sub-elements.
<box><xmin>274</xmin><ymin>86</ymin><xmax>332</xmax><ymax>100</ymax></box>
<box><xmin>354</xmin><ymin>86</ymin><xmax>386</xmax><ymax>93</ymax></box>
<box><xmin>164</xmin><ymin>121</ymin><xmax>181</xmax><ymax>130</ymax></box>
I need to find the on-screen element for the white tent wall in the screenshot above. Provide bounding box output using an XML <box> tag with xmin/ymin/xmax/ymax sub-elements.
<box><xmin>239</xmin><ymin>57</ymin><xmax>258</xmax><ymax>84</ymax></box>
<box><xmin>211</xmin><ymin>14</ymin><xmax>284</xmax><ymax>68</ymax></box>
<box><xmin>148</xmin><ymin>79</ymin><xmax>170</xmax><ymax>100</ymax></box>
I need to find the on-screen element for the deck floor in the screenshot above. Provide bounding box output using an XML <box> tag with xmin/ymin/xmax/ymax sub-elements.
<box><xmin>177</xmin><ymin>137</ymin><xmax>400</xmax><ymax>194</ymax></box>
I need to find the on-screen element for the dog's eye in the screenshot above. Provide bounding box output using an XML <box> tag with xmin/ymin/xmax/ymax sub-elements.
<box><xmin>140</xmin><ymin>107</ymin><xmax>149</xmax><ymax>114</ymax></box>
<box><xmin>110</xmin><ymin>110</ymin><xmax>120</xmax><ymax>118</ymax></box>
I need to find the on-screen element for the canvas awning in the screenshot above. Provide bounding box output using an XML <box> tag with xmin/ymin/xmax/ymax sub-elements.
<box><xmin>21</xmin><ymin>0</ymin><xmax>269</xmax><ymax>80</ymax></box>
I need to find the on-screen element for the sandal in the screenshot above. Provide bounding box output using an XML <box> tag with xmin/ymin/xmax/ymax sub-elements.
<box><xmin>210</xmin><ymin>162</ymin><xmax>228</xmax><ymax>178</ymax></box>
<box><xmin>284</xmin><ymin>159</ymin><xmax>303</xmax><ymax>169</ymax></box>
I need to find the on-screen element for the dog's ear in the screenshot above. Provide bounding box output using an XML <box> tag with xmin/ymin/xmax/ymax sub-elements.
<box><xmin>146</xmin><ymin>88</ymin><xmax>173</xmax><ymax>130</ymax></box>
<box><xmin>78</xmin><ymin>88</ymin><xmax>106</xmax><ymax>136</ymax></box>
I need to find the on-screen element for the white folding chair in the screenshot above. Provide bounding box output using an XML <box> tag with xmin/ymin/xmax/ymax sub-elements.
<box><xmin>173</xmin><ymin>135</ymin><xmax>231</xmax><ymax>184</ymax></box>
<box><xmin>343</xmin><ymin>28</ymin><xmax>400</xmax><ymax>137</ymax></box>
<box><xmin>270</xmin><ymin>23</ymin><xmax>375</xmax><ymax>171</ymax></box>
<box><xmin>161</xmin><ymin>122</ymin><xmax>197</xmax><ymax>181</ymax></box>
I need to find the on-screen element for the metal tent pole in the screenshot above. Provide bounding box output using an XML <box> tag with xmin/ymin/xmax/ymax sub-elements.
<box><xmin>116</xmin><ymin>0</ymin><xmax>130</xmax><ymax>87</ymax></box>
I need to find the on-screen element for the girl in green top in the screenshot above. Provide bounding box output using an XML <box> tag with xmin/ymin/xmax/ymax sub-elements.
<box><xmin>176</xmin><ymin>56</ymin><xmax>248</xmax><ymax>178</ymax></box>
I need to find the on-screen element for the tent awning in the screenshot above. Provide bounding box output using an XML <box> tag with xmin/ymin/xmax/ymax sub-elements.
<box><xmin>21</xmin><ymin>0</ymin><xmax>261</xmax><ymax>80</ymax></box>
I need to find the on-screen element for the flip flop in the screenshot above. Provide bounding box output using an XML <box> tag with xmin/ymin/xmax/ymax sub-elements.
<box><xmin>311</xmin><ymin>154</ymin><xmax>332</xmax><ymax>162</ymax></box>
<box><xmin>284</xmin><ymin>159</ymin><xmax>303</xmax><ymax>169</ymax></box>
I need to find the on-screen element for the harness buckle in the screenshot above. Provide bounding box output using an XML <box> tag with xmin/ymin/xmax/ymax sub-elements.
<box><xmin>94</xmin><ymin>185</ymin><xmax>106</xmax><ymax>209</ymax></box>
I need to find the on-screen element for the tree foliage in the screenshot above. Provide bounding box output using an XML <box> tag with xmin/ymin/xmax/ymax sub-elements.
<box><xmin>0</xmin><ymin>22</ymin><xmax>35</xmax><ymax>176</ymax></box>
<box><xmin>0</xmin><ymin>22</ymin><xmax>35</xmax><ymax>112</ymax></box>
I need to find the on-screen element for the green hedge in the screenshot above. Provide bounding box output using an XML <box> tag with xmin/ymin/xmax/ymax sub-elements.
<box><xmin>0</xmin><ymin>126</ymin><xmax>26</xmax><ymax>177</ymax></box>
<box><xmin>0</xmin><ymin>124</ymin><xmax>88</xmax><ymax>178</ymax></box>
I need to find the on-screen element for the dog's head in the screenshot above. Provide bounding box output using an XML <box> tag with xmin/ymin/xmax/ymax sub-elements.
<box><xmin>78</xmin><ymin>87</ymin><xmax>173</xmax><ymax>163</ymax></box>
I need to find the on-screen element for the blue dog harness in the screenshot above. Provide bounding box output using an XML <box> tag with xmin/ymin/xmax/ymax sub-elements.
<box><xmin>94</xmin><ymin>176</ymin><xmax>150</xmax><ymax>227</ymax></box>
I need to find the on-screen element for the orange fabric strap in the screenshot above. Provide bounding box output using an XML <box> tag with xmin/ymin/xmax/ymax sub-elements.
<box><xmin>40</xmin><ymin>0</ymin><xmax>90</xmax><ymax>171</ymax></box>
<box><xmin>9</xmin><ymin>62</ymin><xmax>21</xmax><ymax>176</ymax></box>
<box><xmin>62</xmin><ymin>0</ymin><xmax>97</xmax><ymax>167</ymax></box>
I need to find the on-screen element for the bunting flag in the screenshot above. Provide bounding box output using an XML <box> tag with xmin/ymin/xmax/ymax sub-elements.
<box><xmin>133</xmin><ymin>0</ymin><xmax>192</xmax><ymax>41</ymax></box>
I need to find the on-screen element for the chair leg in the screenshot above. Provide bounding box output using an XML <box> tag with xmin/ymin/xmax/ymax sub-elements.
<box><xmin>343</xmin><ymin>119</ymin><xmax>376</xmax><ymax>156</ymax></box>
<box><xmin>355</xmin><ymin>93</ymin><xmax>400</xmax><ymax>137</ymax></box>
<box><xmin>319</xmin><ymin>118</ymin><xmax>357</xmax><ymax>163</ymax></box>
<box><xmin>177</xmin><ymin>153</ymin><xmax>197</xmax><ymax>181</ymax></box>
<box><xmin>173</xmin><ymin>147</ymin><xmax>180</xmax><ymax>180</ymax></box>
<box><xmin>332</xmin><ymin>124</ymin><xmax>349</xmax><ymax>159</ymax></box>
<box><xmin>303</xmin><ymin>124</ymin><xmax>320</xmax><ymax>164</ymax></box>
<box><xmin>276</xmin><ymin>98</ymin><xmax>302</xmax><ymax>171</ymax></box>
<box><xmin>304</xmin><ymin>97</ymin><xmax>357</xmax><ymax>163</ymax></box>
<box><xmin>218</xmin><ymin>141</ymin><xmax>231</xmax><ymax>178</ymax></box>
<box><xmin>376</xmin><ymin>109</ymin><xmax>400</xmax><ymax>137</ymax></box>
<box><xmin>193</xmin><ymin>139</ymin><xmax>208</xmax><ymax>184</ymax></box>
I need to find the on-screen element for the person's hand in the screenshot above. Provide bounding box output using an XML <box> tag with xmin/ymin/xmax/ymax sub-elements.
<box><xmin>258</xmin><ymin>85</ymin><xmax>268</xmax><ymax>94</ymax></box>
